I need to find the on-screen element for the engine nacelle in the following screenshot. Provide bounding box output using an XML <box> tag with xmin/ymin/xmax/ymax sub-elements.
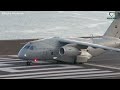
<box><xmin>59</xmin><ymin>45</ymin><xmax>80</xmax><ymax>56</ymax></box>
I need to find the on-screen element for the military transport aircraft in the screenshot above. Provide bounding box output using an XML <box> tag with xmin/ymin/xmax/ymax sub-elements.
<box><xmin>18</xmin><ymin>11</ymin><xmax>120</xmax><ymax>65</ymax></box>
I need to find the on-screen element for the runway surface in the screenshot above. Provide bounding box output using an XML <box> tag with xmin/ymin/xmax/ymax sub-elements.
<box><xmin>0</xmin><ymin>51</ymin><xmax>120</xmax><ymax>79</ymax></box>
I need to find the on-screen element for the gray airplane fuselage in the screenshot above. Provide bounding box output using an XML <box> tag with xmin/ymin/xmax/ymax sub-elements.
<box><xmin>18</xmin><ymin>36</ymin><xmax>120</xmax><ymax>63</ymax></box>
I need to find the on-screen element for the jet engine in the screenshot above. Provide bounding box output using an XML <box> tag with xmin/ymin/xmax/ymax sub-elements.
<box><xmin>59</xmin><ymin>45</ymin><xmax>80</xmax><ymax>56</ymax></box>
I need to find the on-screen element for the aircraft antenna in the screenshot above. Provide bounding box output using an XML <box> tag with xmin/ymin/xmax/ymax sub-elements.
<box><xmin>90</xmin><ymin>34</ymin><xmax>94</xmax><ymax>43</ymax></box>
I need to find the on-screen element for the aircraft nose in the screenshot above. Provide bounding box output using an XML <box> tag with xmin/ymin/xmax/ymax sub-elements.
<box><xmin>18</xmin><ymin>42</ymin><xmax>32</xmax><ymax>59</ymax></box>
<box><xmin>18</xmin><ymin>49</ymin><xmax>27</xmax><ymax>59</ymax></box>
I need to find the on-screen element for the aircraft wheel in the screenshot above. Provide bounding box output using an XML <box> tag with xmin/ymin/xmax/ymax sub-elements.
<box><xmin>26</xmin><ymin>61</ymin><xmax>32</xmax><ymax>66</ymax></box>
<box><xmin>74</xmin><ymin>60</ymin><xmax>77</xmax><ymax>64</ymax></box>
<box><xmin>56</xmin><ymin>61</ymin><xmax>60</xmax><ymax>64</ymax></box>
<box><xmin>75</xmin><ymin>61</ymin><xmax>84</xmax><ymax>64</ymax></box>
<box><xmin>78</xmin><ymin>62</ymin><xmax>84</xmax><ymax>64</ymax></box>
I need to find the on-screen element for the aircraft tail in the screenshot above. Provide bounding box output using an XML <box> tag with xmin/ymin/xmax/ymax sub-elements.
<box><xmin>104</xmin><ymin>11</ymin><xmax>120</xmax><ymax>38</ymax></box>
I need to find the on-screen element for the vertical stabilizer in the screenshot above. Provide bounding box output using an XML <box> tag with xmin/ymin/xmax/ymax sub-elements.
<box><xmin>104</xmin><ymin>11</ymin><xmax>120</xmax><ymax>38</ymax></box>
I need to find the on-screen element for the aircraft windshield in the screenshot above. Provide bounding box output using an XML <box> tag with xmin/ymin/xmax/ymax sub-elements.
<box><xmin>30</xmin><ymin>46</ymin><xmax>34</xmax><ymax>50</ymax></box>
<box><xmin>23</xmin><ymin>43</ymin><xmax>36</xmax><ymax>50</ymax></box>
<box><xmin>24</xmin><ymin>45</ymin><xmax>31</xmax><ymax>49</ymax></box>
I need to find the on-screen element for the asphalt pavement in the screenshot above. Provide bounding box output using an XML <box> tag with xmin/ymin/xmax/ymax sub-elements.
<box><xmin>0</xmin><ymin>51</ymin><xmax>120</xmax><ymax>79</ymax></box>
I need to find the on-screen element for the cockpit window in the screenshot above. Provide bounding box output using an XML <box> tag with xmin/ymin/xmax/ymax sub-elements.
<box><xmin>23</xmin><ymin>43</ymin><xmax>36</xmax><ymax>50</ymax></box>
<box><xmin>24</xmin><ymin>45</ymin><xmax>31</xmax><ymax>49</ymax></box>
<box><xmin>30</xmin><ymin>46</ymin><xmax>33</xmax><ymax>50</ymax></box>
<box><xmin>30</xmin><ymin>46</ymin><xmax>37</xmax><ymax>50</ymax></box>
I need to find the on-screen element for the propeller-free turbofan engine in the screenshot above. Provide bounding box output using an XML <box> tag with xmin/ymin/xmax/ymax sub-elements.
<box><xmin>59</xmin><ymin>44</ymin><xmax>92</xmax><ymax>64</ymax></box>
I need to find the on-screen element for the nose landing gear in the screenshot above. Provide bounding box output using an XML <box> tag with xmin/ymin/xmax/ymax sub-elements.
<box><xmin>26</xmin><ymin>60</ymin><xmax>32</xmax><ymax>66</ymax></box>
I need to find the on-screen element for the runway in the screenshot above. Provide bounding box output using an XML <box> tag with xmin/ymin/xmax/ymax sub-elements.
<box><xmin>0</xmin><ymin>51</ymin><xmax>120</xmax><ymax>79</ymax></box>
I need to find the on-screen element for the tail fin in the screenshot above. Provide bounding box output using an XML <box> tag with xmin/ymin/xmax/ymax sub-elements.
<box><xmin>104</xmin><ymin>11</ymin><xmax>120</xmax><ymax>38</ymax></box>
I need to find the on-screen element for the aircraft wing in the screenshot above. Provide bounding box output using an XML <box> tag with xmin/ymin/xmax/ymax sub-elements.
<box><xmin>59</xmin><ymin>38</ymin><xmax>120</xmax><ymax>52</ymax></box>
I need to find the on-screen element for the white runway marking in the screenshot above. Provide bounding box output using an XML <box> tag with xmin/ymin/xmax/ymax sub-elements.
<box><xmin>0</xmin><ymin>63</ymin><xmax>12</xmax><ymax>66</ymax></box>
<box><xmin>0</xmin><ymin>60</ymin><xmax>20</xmax><ymax>62</ymax></box>
<box><xmin>80</xmin><ymin>74</ymin><xmax>120</xmax><ymax>79</ymax></box>
<box><xmin>43</xmin><ymin>72</ymin><xmax>120</xmax><ymax>79</ymax></box>
<box><xmin>10</xmin><ymin>64</ymin><xmax>69</xmax><ymax>69</ymax></box>
<box><xmin>0</xmin><ymin>65</ymin><xmax>83</xmax><ymax>73</ymax></box>
<box><xmin>0</xmin><ymin>61</ymin><xmax>26</xmax><ymax>63</ymax></box>
<box><xmin>85</xmin><ymin>63</ymin><xmax>120</xmax><ymax>70</ymax></box>
<box><xmin>0</xmin><ymin>68</ymin><xmax>99</xmax><ymax>78</ymax></box>
<box><xmin>4</xmin><ymin>71</ymin><xmax>112</xmax><ymax>79</ymax></box>
<box><xmin>0</xmin><ymin>59</ymin><xmax>56</xmax><ymax>64</ymax></box>
<box><xmin>0</xmin><ymin>57</ymin><xmax>119</xmax><ymax>79</ymax></box>
<box><xmin>0</xmin><ymin>58</ymin><xmax>20</xmax><ymax>60</ymax></box>
<box><xmin>0</xmin><ymin>68</ymin><xmax>19</xmax><ymax>73</ymax></box>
